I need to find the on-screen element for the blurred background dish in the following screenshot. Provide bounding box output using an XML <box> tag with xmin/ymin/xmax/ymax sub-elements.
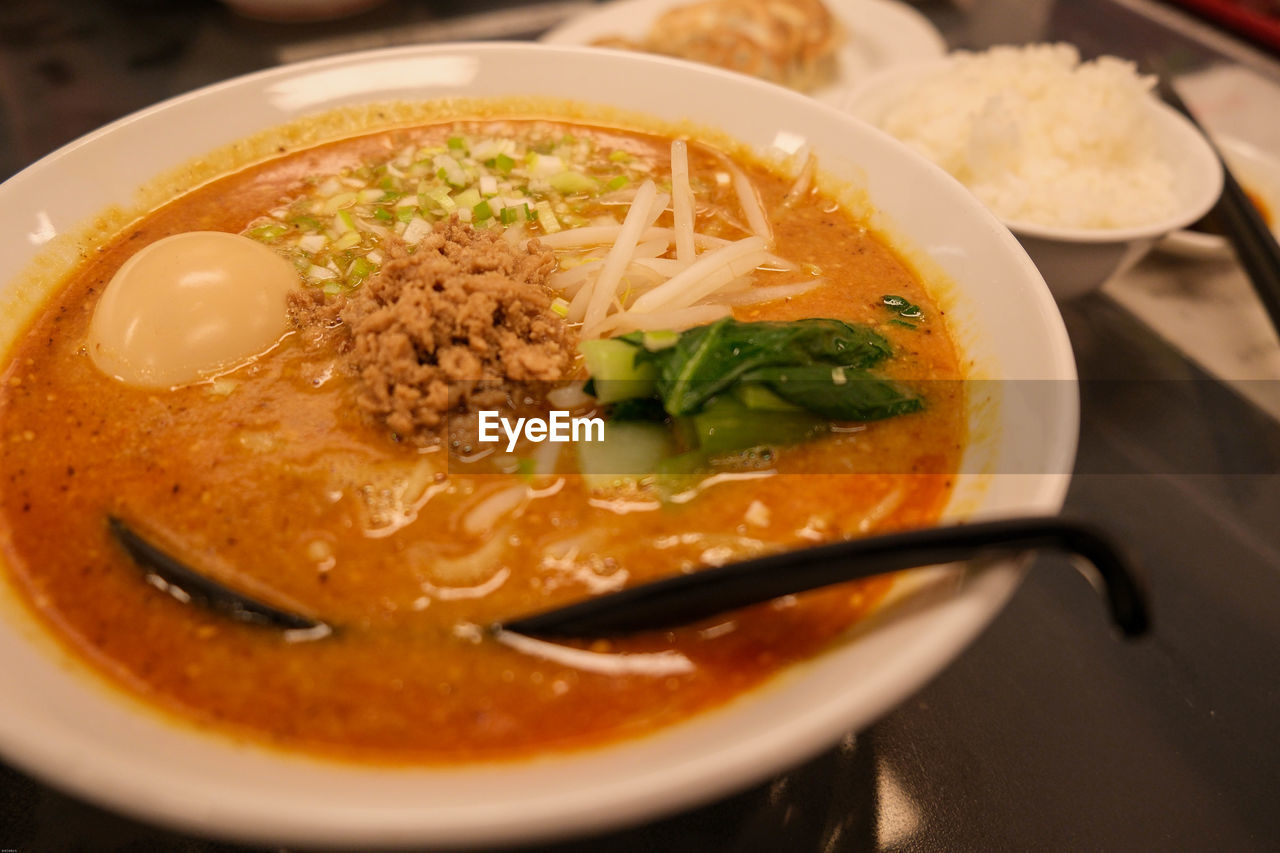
<box><xmin>582</xmin><ymin>0</ymin><xmax>845</xmax><ymax>93</ymax></box>
<box><xmin>219</xmin><ymin>0</ymin><xmax>389</xmax><ymax>22</ymax></box>
<box><xmin>1158</xmin><ymin>133</ymin><xmax>1280</xmax><ymax>259</ymax></box>
<box><xmin>541</xmin><ymin>0</ymin><xmax>945</xmax><ymax>105</ymax></box>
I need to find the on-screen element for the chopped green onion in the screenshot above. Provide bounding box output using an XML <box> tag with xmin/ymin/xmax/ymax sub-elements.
<box><xmin>549</xmin><ymin>171</ymin><xmax>598</xmax><ymax>194</ymax></box>
<box><xmin>423</xmin><ymin>187</ymin><xmax>456</xmax><ymax>215</ymax></box>
<box><xmin>502</xmin><ymin>200</ymin><xmax>530</xmax><ymax>221</ymax></box>
<box><xmin>298</xmin><ymin>234</ymin><xmax>327</xmax><ymax>253</ymax></box>
<box><xmin>530</xmin><ymin>153</ymin><xmax>564</xmax><ymax>178</ymax></box>
<box><xmin>348</xmin><ymin>256</ymin><xmax>376</xmax><ymax>284</ymax></box>
<box><xmin>249</xmin><ymin>223</ymin><xmax>287</xmax><ymax>242</ymax></box>
<box><xmin>403</xmin><ymin>217</ymin><xmax>432</xmax><ymax>244</ymax></box>
<box><xmin>246</xmin><ymin>127</ymin><xmax>651</xmax><ymax>297</ymax></box>
<box><xmin>550</xmin><ymin>297</ymin><xmax>570</xmax><ymax>317</ymax></box>
<box><xmin>322</xmin><ymin>191</ymin><xmax>358</xmax><ymax>213</ymax></box>
<box><xmin>534</xmin><ymin>200</ymin><xmax>560</xmax><ymax>233</ymax></box>
<box><xmin>436</xmin><ymin>161</ymin><xmax>467</xmax><ymax>188</ymax></box>
<box><xmin>332</xmin><ymin>231</ymin><xmax>361</xmax><ymax>251</ymax></box>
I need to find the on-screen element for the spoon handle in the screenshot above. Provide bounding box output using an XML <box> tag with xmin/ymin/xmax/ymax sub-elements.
<box><xmin>499</xmin><ymin>517</ymin><xmax>1149</xmax><ymax>639</ymax></box>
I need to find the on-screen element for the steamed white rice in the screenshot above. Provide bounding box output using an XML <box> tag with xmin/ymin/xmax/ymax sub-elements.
<box><xmin>877</xmin><ymin>43</ymin><xmax>1178</xmax><ymax>230</ymax></box>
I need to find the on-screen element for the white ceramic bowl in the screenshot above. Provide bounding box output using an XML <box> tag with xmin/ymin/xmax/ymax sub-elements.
<box><xmin>0</xmin><ymin>44</ymin><xmax>1077</xmax><ymax>847</ymax></box>
<box><xmin>839</xmin><ymin>60</ymin><xmax>1225</xmax><ymax>300</ymax></box>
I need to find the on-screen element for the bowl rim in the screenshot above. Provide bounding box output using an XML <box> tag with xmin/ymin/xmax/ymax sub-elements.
<box><xmin>838</xmin><ymin>55</ymin><xmax>1225</xmax><ymax>242</ymax></box>
<box><xmin>0</xmin><ymin>41</ymin><xmax>1078</xmax><ymax>847</ymax></box>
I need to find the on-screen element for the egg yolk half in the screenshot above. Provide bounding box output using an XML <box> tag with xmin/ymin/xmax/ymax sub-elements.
<box><xmin>88</xmin><ymin>231</ymin><xmax>297</xmax><ymax>388</ymax></box>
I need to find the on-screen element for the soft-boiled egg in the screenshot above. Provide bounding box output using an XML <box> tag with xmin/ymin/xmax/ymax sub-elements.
<box><xmin>88</xmin><ymin>231</ymin><xmax>298</xmax><ymax>388</ymax></box>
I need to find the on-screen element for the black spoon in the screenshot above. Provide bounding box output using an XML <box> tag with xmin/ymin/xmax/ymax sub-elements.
<box><xmin>499</xmin><ymin>517</ymin><xmax>1148</xmax><ymax>639</ymax></box>
<box><xmin>108</xmin><ymin>516</ymin><xmax>327</xmax><ymax>632</ymax></box>
<box><xmin>110</xmin><ymin>514</ymin><xmax>1147</xmax><ymax>640</ymax></box>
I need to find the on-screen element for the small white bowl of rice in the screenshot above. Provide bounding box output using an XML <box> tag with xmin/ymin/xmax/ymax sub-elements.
<box><xmin>840</xmin><ymin>43</ymin><xmax>1223</xmax><ymax>300</ymax></box>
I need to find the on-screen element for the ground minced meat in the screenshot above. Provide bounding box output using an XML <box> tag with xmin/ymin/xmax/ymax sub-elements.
<box><xmin>288</xmin><ymin>218</ymin><xmax>576</xmax><ymax>442</ymax></box>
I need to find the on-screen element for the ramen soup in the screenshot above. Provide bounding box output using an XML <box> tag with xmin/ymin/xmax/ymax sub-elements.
<box><xmin>0</xmin><ymin>116</ymin><xmax>965</xmax><ymax>762</ymax></box>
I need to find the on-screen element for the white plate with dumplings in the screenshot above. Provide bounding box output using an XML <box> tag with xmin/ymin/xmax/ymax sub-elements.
<box><xmin>542</xmin><ymin>0</ymin><xmax>947</xmax><ymax>105</ymax></box>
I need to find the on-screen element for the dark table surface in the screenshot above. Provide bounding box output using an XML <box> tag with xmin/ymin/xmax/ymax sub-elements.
<box><xmin>3</xmin><ymin>0</ymin><xmax>1280</xmax><ymax>850</ymax></box>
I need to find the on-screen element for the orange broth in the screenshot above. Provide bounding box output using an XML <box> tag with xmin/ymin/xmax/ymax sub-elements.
<box><xmin>0</xmin><ymin>119</ymin><xmax>964</xmax><ymax>762</ymax></box>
